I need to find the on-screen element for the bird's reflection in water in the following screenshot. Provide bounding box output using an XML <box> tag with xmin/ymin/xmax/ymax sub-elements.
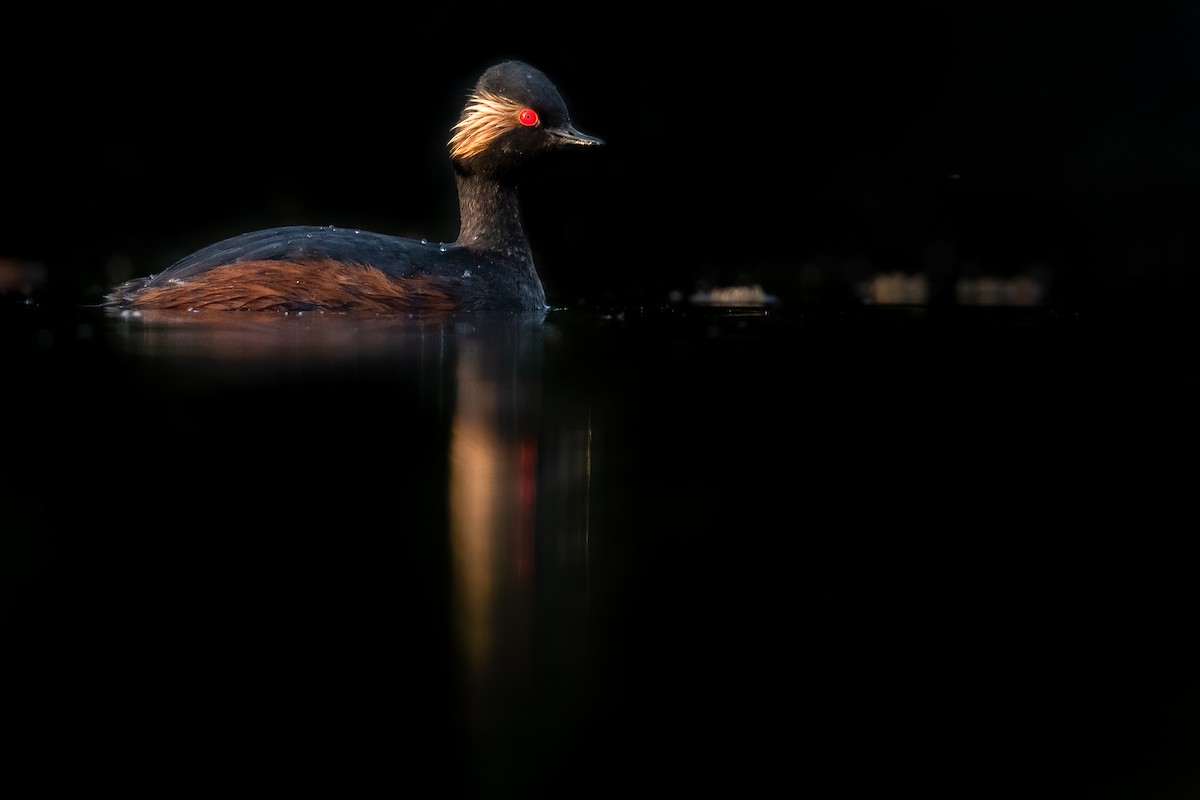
<box><xmin>447</xmin><ymin>318</ymin><xmax>594</xmax><ymax>794</ymax></box>
<box><xmin>102</xmin><ymin>308</ymin><xmax>595</xmax><ymax>791</ymax></box>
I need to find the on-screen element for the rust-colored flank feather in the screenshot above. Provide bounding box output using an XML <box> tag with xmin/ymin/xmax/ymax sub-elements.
<box><xmin>123</xmin><ymin>258</ymin><xmax>456</xmax><ymax>313</ymax></box>
<box><xmin>448</xmin><ymin>90</ymin><xmax>526</xmax><ymax>160</ymax></box>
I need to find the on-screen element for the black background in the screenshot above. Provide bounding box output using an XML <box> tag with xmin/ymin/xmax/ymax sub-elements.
<box><xmin>2</xmin><ymin>1</ymin><xmax>1197</xmax><ymax>313</ymax></box>
<box><xmin>4</xmin><ymin>4</ymin><xmax>1199</xmax><ymax>798</ymax></box>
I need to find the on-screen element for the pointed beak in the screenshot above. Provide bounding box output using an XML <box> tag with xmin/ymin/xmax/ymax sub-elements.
<box><xmin>548</xmin><ymin>123</ymin><xmax>605</xmax><ymax>148</ymax></box>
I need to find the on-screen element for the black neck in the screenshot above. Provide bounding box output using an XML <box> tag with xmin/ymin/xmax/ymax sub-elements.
<box><xmin>453</xmin><ymin>172</ymin><xmax>533</xmax><ymax>261</ymax></box>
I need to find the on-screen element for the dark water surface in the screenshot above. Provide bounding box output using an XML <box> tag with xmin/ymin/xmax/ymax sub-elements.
<box><xmin>4</xmin><ymin>300</ymin><xmax>1198</xmax><ymax>798</ymax></box>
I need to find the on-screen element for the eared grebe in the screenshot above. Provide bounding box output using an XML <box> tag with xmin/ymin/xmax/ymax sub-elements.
<box><xmin>104</xmin><ymin>61</ymin><xmax>602</xmax><ymax>314</ymax></box>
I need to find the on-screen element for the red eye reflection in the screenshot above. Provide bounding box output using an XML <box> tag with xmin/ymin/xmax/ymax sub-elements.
<box><xmin>518</xmin><ymin>108</ymin><xmax>539</xmax><ymax>127</ymax></box>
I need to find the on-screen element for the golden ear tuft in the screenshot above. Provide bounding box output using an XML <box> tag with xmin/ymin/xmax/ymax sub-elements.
<box><xmin>448</xmin><ymin>91</ymin><xmax>526</xmax><ymax>160</ymax></box>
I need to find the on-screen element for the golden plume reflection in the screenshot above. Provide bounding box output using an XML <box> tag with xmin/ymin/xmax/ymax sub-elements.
<box><xmin>450</xmin><ymin>346</ymin><xmax>531</xmax><ymax>704</ymax></box>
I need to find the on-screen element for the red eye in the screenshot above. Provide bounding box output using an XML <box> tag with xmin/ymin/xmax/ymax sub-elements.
<box><xmin>518</xmin><ymin>108</ymin><xmax>539</xmax><ymax>127</ymax></box>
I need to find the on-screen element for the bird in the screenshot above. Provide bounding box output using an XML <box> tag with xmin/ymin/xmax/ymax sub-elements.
<box><xmin>103</xmin><ymin>60</ymin><xmax>603</xmax><ymax>314</ymax></box>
